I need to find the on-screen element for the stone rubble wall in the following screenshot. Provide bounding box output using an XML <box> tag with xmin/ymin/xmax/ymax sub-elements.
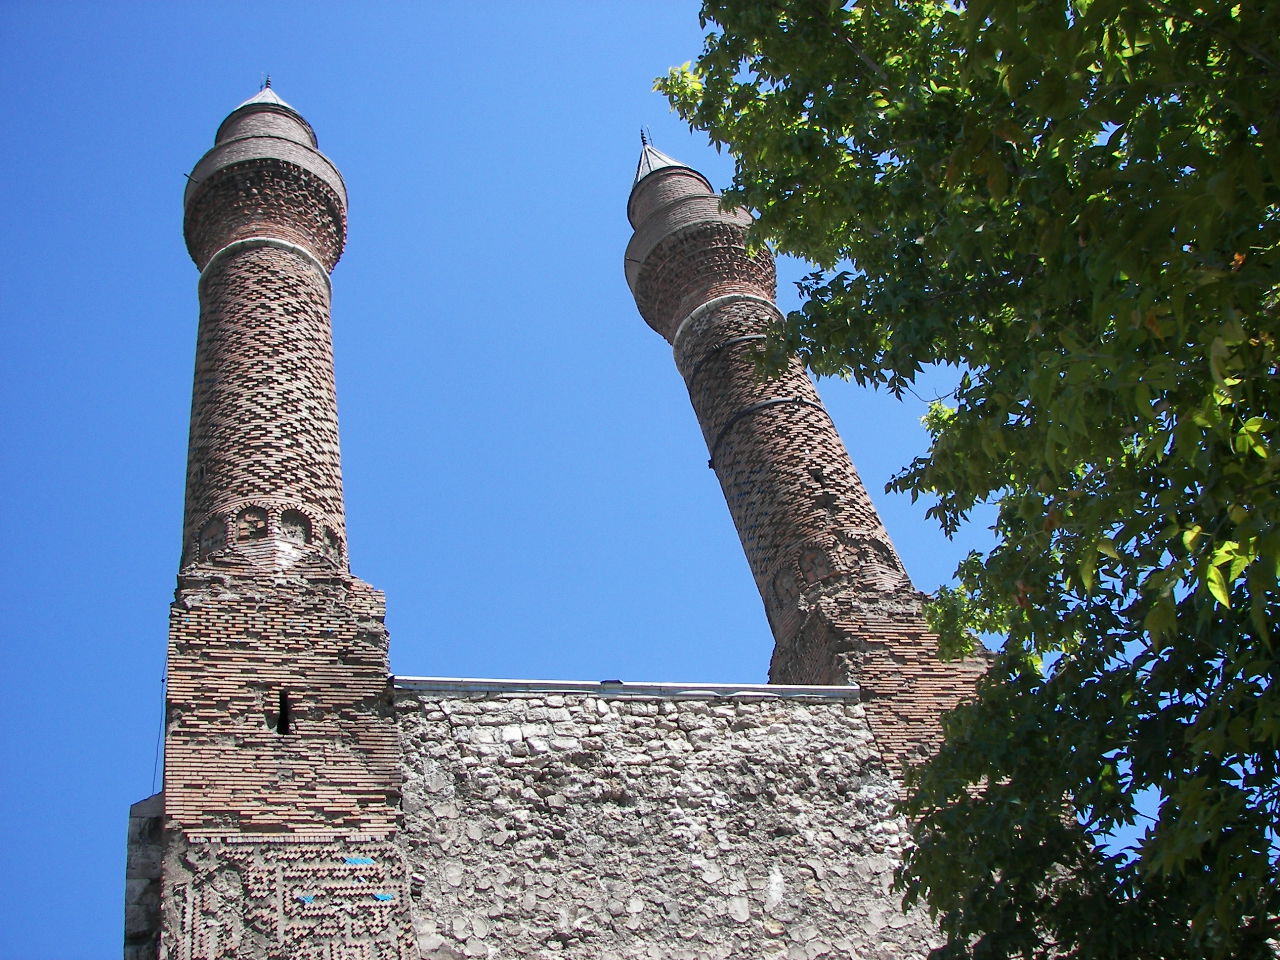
<box><xmin>770</xmin><ymin>599</ymin><xmax>992</xmax><ymax>785</ymax></box>
<box><xmin>394</xmin><ymin>687</ymin><xmax>941</xmax><ymax>960</ymax></box>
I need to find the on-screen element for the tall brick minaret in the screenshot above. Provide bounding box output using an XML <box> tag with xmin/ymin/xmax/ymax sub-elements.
<box><xmin>181</xmin><ymin>85</ymin><xmax>349</xmax><ymax>571</ymax></box>
<box><xmin>624</xmin><ymin>144</ymin><xmax>983</xmax><ymax>779</ymax></box>
<box><xmin>126</xmin><ymin>87</ymin><xmax>413</xmax><ymax>960</ymax></box>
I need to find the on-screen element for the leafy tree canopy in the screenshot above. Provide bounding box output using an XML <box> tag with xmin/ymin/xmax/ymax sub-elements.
<box><xmin>660</xmin><ymin>1</ymin><xmax>1279</xmax><ymax>956</ymax></box>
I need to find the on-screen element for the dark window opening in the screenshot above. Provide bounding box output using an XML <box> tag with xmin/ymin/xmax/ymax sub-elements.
<box><xmin>277</xmin><ymin>689</ymin><xmax>292</xmax><ymax>735</ymax></box>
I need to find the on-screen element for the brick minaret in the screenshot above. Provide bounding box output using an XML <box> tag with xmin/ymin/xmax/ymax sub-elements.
<box><xmin>181</xmin><ymin>86</ymin><xmax>348</xmax><ymax>571</ymax></box>
<box><xmin>126</xmin><ymin>88</ymin><xmax>414</xmax><ymax>960</ymax></box>
<box><xmin>624</xmin><ymin>145</ymin><xmax>983</xmax><ymax>778</ymax></box>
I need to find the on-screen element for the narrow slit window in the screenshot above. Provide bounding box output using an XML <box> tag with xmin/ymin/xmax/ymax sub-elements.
<box><xmin>277</xmin><ymin>689</ymin><xmax>292</xmax><ymax>735</ymax></box>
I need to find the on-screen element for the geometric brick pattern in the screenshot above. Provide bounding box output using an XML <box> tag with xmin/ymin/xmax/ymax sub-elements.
<box><xmin>180</xmin><ymin>86</ymin><xmax>348</xmax><ymax>573</ymax></box>
<box><xmin>159</xmin><ymin>834</ymin><xmax>415</xmax><ymax>960</ymax></box>
<box><xmin>182</xmin><ymin>241</ymin><xmax>347</xmax><ymax>569</ymax></box>
<box><xmin>144</xmin><ymin>87</ymin><xmax>414</xmax><ymax>960</ymax></box>
<box><xmin>184</xmin><ymin>159</ymin><xmax>346</xmax><ymax>274</ymax></box>
<box><xmin>625</xmin><ymin>152</ymin><xmax>985</xmax><ymax>783</ymax></box>
<box><xmin>672</xmin><ymin>294</ymin><xmax>903</xmax><ymax>611</ymax></box>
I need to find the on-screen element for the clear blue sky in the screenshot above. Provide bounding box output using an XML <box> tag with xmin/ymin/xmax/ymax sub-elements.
<box><xmin>0</xmin><ymin>3</ymin><xmax>992</xmax><ymax>955</ymax></box>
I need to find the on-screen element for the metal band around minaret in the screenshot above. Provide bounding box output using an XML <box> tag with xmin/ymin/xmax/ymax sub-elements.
<box><xmin>670</xmin><ymin>293</ymin><xmax>782</xmax><ymax>353</ymax></box>
<box><xmin>198</xmin><ymin>237</ymin><xmax>333</xmax><ymax>294</ymax></box>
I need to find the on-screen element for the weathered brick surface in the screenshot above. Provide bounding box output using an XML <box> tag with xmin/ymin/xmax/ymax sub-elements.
<box><xmin>770</xmin><ymin>598</ymin><xmax>989</xmax><ymax>780</ymax></box>
<box><xmin>214</xmin><ymin>103</ymin><xmax>317</xmax><ymax>148</ymax></box>
<box><xmin>394</xmin><ymin>684</ymin><xmax>942</xmax><ymax>959</ymax></box>
<box><xmin>139</xmin><ymin>89</ymin><xmax>416</xmax><ymax>960</ymax></box>
<box><xmin>625</xmin><ymin>161</ymin><xmax>985</xmax><ymax>782</ymax></box>
<box><xmin>184</xmin><ymin>159</ymin><xmax>346</xmax><ymax>273</ymax></box>
<box><xmin>165</xmin><ymin>571</ymin><xmax>400</xmax><ymax>835</ymax></box>
<box><xmin>626</xmin><ymin>214</ymin><xmax>771</xmax><ymax>344</ymax></box>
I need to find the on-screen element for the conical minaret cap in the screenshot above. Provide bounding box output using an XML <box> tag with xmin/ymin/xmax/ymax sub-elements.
<box><xmin>233</xmin><ymin>86</ymin><xmax>293</xmax><ymax>111</ymax></box>
<box><xmin>214</xmin><ymin>84</ymin><xmax>318</xmax><ymax>148</ymax></box>
<box><xmin>634</xmin><ymin>143</ymin><xmax>688</xmax><ymax>184</ymax></box>
<box><xmin>627</xmin><ymin>140</ymin><xmax>713</xmax><ymax>228</ymax></box>
<box><xmin>185</xmin><ymin>87</ymin><xmax>347</xmax><ymax>242</ymax></box>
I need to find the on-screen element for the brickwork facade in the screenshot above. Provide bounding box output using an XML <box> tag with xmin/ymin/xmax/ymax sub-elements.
<box><xmin>164</xmin><ymin>571</ymin><xmax>399</xmax><ymax>835</ymax></box>
<box><xmin>181</xmin><ymin>135</ymin><xmax>349</xmax><ymax>570</ymax></box>
<box><xmin>625</xmin><ymin>150</ymin><xmax>985</xmax><ymax>781</ymax></box>
<box><xmin>158</xmin><ymin>835</ymin><xmax>415</xmax><ymax>960</ymax></box>
<box><xmin>183</xmin><ymin>240</ymin><xmax>347</xmax><ymax>570</ymax></box>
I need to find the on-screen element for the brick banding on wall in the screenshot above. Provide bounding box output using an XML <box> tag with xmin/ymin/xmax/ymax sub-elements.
<box><xmin>164</xmin><ymin>573</ymin><xmax>400</xmax><ymax>835</ymax></box>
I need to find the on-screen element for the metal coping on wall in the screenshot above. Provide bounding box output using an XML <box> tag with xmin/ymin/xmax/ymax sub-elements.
<box><xmin>393</xmin><ymin>676</ymin><xmax>862</xmax><ymax>700</ymax></box>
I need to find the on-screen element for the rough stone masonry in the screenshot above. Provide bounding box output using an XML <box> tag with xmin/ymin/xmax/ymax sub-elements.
<box><xmin>393</xmin><ymin>681</ymin><xmax>940</xmax><ymax>960</ymax></box>
<box><xmin>126</xmin><ymin>90</ymin><xmax>983</xmax><ymax>960</ymax></box>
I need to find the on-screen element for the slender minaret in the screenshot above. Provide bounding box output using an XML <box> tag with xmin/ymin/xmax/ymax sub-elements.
<box><xmin>181</xmin><ymin>85</ymin><xmax>349</xmax><ymax>572</ymax></box>
<box><xmin>126</xmin><ymin>88</ymin><xmax>413</xmax><ymax>960</ymax></box>
<box><xmin>167</xmin><ymin>85</ymin><xmax>399</xmax><ymax>833</ymax></box>
<box><xmin>625</xmin><ymin>144</ymin><xmax>983</xmax><ymax>778</ymax></box>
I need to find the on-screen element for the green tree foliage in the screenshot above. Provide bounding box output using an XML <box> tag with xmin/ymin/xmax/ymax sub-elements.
<box><xmin>660</xmin><ymin>1</ymin><xmax>1279</xmax><ymax>955</ymax></box>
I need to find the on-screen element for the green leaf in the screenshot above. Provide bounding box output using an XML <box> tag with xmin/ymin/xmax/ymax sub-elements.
<box><xmin>1206</xmin><ymin>563</ymin><xmax>1231</xmax><ymax>608</ymax></box>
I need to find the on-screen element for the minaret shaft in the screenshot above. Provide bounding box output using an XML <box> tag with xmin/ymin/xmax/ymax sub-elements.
<box><xmin>626</xmin><ymin>152</ymin><xmax>984</xmax><ymax>780</ymax></box>
<box><xmin>184</xmin><ymin>241</ymin><xmax>346</xmax><ymax>567</ymax></box>
<box><xmin>140</xmin><ymin>89</ymin><xmax>412</xmax><ymax>958</ymax></box>
<box><xmin>671</xmin><ymin>292</ymin><xmax>913</xmax><ymax>643</ymax></box>
<box><xmin>178</xmin><ymin>88</ymin><xmax>349</xmax><ymax>571</ymax></box>
<box><xmin>162</xmin><ymin>89</ymin><xmax>399</xmax><ymax>835</ymax></box>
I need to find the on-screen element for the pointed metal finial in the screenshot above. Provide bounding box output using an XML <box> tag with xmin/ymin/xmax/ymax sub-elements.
<box><xmin>261</xmin><ymin>73</ymin><xmax>272</xmax><ymax>90</ymax></box>
<box><xmin>640</xmin><ymin>127</ymin><xmax>649</xmax><ymax>147</ymax></box>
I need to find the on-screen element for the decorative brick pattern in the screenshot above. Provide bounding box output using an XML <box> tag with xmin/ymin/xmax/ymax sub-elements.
<box><xmin>394</xmin><ymin>685</ymin><xmax>943</xmax><ymax>959</ymax></box>
<box><xmin>182</xmin><ymin>242</ymin><xmax>347</xmax><ymax>568</ymax></box>
<box><xmin>142</xmin><ymin>90</ymin><xmax>416</xmax><ymax>959</ymax></box>
<box><xmin>672</xmin><ymin>297</ymin><xmax>904</xmax><ymax>601</ymax></box>
<box><xmin>184</xmin><ymin>159</ymin><xmax>345</xmax><ymax>272</ymax></box>
<box><xmin>626</xmin><ymin>161</ymin><xmax>985</xmax><ymax>782</ymax></box>
<box><xmin>159</xmin><ymin>834</ymin><xmax>416</xmax><ymax>960</ymax></box>
<box><xmin>627</xmin><ymin>215</ymin><xmax>772</xmax><ymax>343</ymax></box>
